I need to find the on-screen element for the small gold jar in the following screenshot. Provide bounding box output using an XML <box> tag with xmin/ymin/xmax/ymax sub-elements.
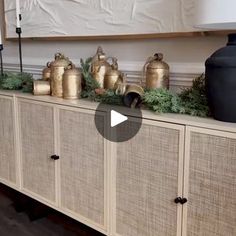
<box><xmin>104</xmin><ymin>58</ymin><xmax>124</xmax><ymax>90</ymax></box>
<box><xmin>33</xmin><ymin>80</ymin><xmax>51</xmax><ymax>95</ymax></box>
<box><xmin>42</xmin><ymin>62</ymin><xmax>51</xmax><ymax>81</ymax></box>
<box><xmin>63</xmin><ymin>66</ymin><xmax>82</xmax><ymax>100</ymax></box>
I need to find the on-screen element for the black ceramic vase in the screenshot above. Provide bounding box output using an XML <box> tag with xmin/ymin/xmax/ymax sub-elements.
<box><xmin>206</xmin><ymin>34</ymin><xmax>236</xmax><ymax>123</ymax></box>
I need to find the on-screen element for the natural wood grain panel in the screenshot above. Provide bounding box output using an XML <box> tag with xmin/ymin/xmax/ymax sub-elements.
<box><xmin>0</xmin><ymin>97</ymin><xmax>16</xmax><ymax>184</ymax></box>
<box><xmin>59</xmin><ymin>109</ymin><xmax>105</xmax><ymax>226</ymax></box>
<box><xmin>116</xmin><ymin>121</ymin><xmax>181</xmax><ymax>236</ymax></box>
<box><xmin>19</xmin><ymin>100</ymin><xmax>56</xmax><ymax>203</ymax></box>
<box><xmin>187</xmin><ymin>131</ymin><xmax>236</xmax><ymax>236</ymax></box>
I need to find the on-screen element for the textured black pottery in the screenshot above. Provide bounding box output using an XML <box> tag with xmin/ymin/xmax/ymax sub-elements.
<box><xmin>206</xmin><ymin>34</ymin><xmax>236</xmax><ymax>122</ymax></box>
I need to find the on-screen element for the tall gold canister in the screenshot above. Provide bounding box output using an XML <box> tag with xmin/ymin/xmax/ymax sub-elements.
<box><xmin>91</xmin><ymin>46</ymin><xmax>111</xmax><ymax>88</ymax></box>
<box><xmin>63</xmin><ymin>66</ymin><xmax>82</xmax><ymax>100</ymax></box>
<box><xmin>50</xmin><ymin>53</ymin><xmax>72</xmax><ymax>98</ymax></box>
<box><xmin>144</xmin><ymin>53</ymin><xmax>170</xmax><ymax>89</ymax></box>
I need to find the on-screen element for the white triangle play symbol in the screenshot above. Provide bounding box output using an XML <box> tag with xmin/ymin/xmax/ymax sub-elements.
<box><xmin>111</xmin><ymin>110</ymin><xmax>128</xmax><ymax>127</ymax></box>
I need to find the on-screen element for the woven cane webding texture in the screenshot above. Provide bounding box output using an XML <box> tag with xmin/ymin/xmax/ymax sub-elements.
<box><xmin>19</xmin><ymin>101</ymin><xmax>56</xmax><ymax>202</ymax></box>
<box><xmin>116</xmin><ymin>122</ymin><xmax>180</xmax><ymax>236</ymax></box>
<box><xmin>0</xmin><ymin>98</ymin><xmax>16</xmax><ymax>184</ymax></box>
<box><xmin>59</xmin><ymin>109</ymin><xmax>105</xmax><ymax>226</ymax></box>
<box><xmin>187</xmin><ymin>132</ymin><xmax>236</xmax><ymax>236</ymax></box>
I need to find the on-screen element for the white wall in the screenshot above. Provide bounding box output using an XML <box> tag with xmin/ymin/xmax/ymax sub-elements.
<box><xmin>2</xmin><ymin>36</ymin><xmax>227</xmax><ymax>73</ymax></box>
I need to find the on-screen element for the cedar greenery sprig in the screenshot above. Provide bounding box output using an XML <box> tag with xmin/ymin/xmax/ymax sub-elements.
<box><xmin>0</xmin><ymin>72</ymin><xmax>34</xmax><ymax>92</ymax></box>
<box><xmin>80</xmin><ymin>57</ymin><xmax>100</xmax><ymax>98</ymax></box>
<box><xmin>179</xmin><ymin>74</ymin><xmax>210</xmax><ymax>117</ymax></box>
<box><xmin>94</xmin><ymin>89</ymin><xmax>123</xmax><ymax>105</ymax></box>
<box><xmin>144</xmin><ymin>88</ymin><xmax>184</xmax><ymax>114</ymax></box>
<box><xmin>143</xmin><ymin>74</ymin><xmax>210</xmax><ymax>117</ymax></box>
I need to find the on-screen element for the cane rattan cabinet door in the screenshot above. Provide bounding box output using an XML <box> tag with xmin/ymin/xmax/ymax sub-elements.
<box><xmin>18</xmin><ymin>99</ymin><xmax>56</xmax><ymax>204</ymax></box>
<box><xmin>59</xmin><ymin>107</ymin><xmax>106</xmax><ymax>230</ymax></box>
<box><xmin>114</xmin><ymin>119</ymin><xmax>184</xmax><ymax>236</ymax></box>
<box><xmin>184</xmin><ymin>127</ymin><xmax>236</xmax><ymax>236</ymax></box>
<box><xmin>0</xmin><ymin>96</ymin><xmax>16</xmax><ymax>185</ymax></box>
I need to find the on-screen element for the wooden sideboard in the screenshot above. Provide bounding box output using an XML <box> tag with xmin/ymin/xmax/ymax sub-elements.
<box><xmin>0</xmin><ymin>90</ymin><xmax>235</xmax><ymax>236</ymax></box>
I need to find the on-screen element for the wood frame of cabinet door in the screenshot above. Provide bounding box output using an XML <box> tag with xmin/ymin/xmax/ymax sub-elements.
<box><xmin>17</xmin><ymin>98</ymin><xmax>58</xmax><ymax>207</ymax></box>
<box><xmin>56</xmin><ymin>105</ymin><xmax>109</xmax><ymax>235</ymax></box>
<box><xmin>110</xmin><ymin>117</ymin><xmax>185</xmax><ymax>236</ymax></box>
<box><xmin>0</xmin><ymin>95</ymin><xmax>20</xmax><ymax>190</ymax></box>
<box><xmin>183</xmin><ymin>126</ymin><xmax>236</xmax><ymax>236</ymax></box>
<box><xmin>15</xmin><ymin>99</ymin><xmax>109</xmax><ymax>235</ymax></box>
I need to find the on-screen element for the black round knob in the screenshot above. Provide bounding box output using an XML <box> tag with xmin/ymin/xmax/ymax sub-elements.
<box><xmin>180</xmin><ymin>198</ymin><xmax>188</xmax><ymax>205</ymax></box>
<box><xmin>174</xmin><ymin>197</ymin><xmax>188</xmax><ymax>205</ymax></box>
<box><xmin>174</xmin><ymin>197</ymin><xmax>182</xmax><ymax>204</ymax></box>
<box><xmin>51</xmin><ymin>155</ymin><xmax>59</xmax><ymax>160</ymax></box>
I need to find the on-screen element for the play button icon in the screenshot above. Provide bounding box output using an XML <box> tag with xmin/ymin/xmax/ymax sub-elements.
<box><xmin>94</xmin><ymin>103</ymin><xmax>142</xmax><ymax>142</ymax></box>
<box><xmin>111</xmin><ymin>110</ymin><xmax>128</xmax><ymax>127</ymax></box>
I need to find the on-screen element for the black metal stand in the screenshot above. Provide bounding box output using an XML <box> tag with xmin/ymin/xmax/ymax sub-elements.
<box><xmin>0</xmin><ymin>44</ymin><xmax>3</xmax><ymax>76</ymax></box>
<box><xmin>16</xmin><ymin>27</ymin><xmax>23</xmax><ymax>73</ymax></box>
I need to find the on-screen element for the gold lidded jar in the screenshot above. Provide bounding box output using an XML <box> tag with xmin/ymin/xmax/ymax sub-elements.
<box><xmin>91</xmin><ymin>46</ymin><xmax>111</xmax><ymax>88</ymax></box>
<box><xmin>145</xmin><ymin>53</ymin><xmax>170</xmax><ymax>89</ymax></box>
<box><xmin>63</xmin><ymin>65</ymin><xmax>82</xmax><ymax>100</ymax></box>
<box><xmin>50</xmin><ymin>53</ymin><xmax>72</xmax><ymax>98</ymax></box>
<box><xmin>104</xmin><ymin>58</ymin><xmax>124</xmax><ymax>90</ymax></box>
<box><xmin>42</xmin><ymin>62</ymin><xmax>51</xmax><ymax>81</ymax></box>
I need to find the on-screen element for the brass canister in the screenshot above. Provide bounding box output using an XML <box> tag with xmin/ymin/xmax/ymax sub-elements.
<box><xmin>50</xmin><ymin>53</ymin><xmax>72</xmax><ymax>98</ymax></box>
<box><xmin>144</xmin><ymin>53</ymin><xmax>170</xmax><ymax>89</ymax></box>
<box><xmin>42</xmin><ymin>62</ymin><xmax>51</xmax><ymax>81</ymax></box>
<box><xmin>104</xmin><ymin>58</ymin><xmax>124</xmax><ymax>90</ymax></box>
<box><xmin>33</xmin><ymin>80</ymin><xmax>51</xmax><ymax>95</ymax></box>
<box><xmin>91</xmin><ymin>46</ymin><xmax>111</xmax><ymax>88</ymax></box>
<box><xmin>63</xmin><ymin>66</ymin><xmax>82</xmax><ymax>100</ymax></box>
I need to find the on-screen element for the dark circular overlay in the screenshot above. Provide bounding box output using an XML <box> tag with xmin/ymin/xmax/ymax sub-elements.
<box><xmin>94</xmin><ymin>103</ymin><xmax>142</xmax><ymax>142</ymax></box>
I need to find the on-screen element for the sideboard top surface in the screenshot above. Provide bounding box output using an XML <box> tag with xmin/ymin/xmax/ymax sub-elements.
<box><xmin>1</xmin><ymin>90</ymin><xmax>236</xmax><ymax>133</ymax></box>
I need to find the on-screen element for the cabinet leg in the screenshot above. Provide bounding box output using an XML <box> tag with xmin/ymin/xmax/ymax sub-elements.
<box><xmin>26</xmin><ymin>199</ymin><xmax>53</xmax><ymax>221</ymax></box>
<box><xmin>12</xmin><ymin>192</ymin><xmax>31</xmax><ymax>213</ymax></box>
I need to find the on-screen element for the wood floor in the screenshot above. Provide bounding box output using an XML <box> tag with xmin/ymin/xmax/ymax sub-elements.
<box><xmin>0</xmin><ymin>184</ymin><xmax>104</xmax><ymax>236</ymax></box>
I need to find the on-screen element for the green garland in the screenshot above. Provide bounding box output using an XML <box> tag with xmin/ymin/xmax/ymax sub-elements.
<box><xmin>143</xmin><ymin>74</ymin><xmax>210</xmax><ymax>117</ymax></box>
<box><xmin>94</xmin><ymin>90</ymin><xmax>123</xmax><ymax>105</ymax></box>
<box><xmin>143</xmin><ymin>88</ymin><xmax>183</xmax><ymax>113</ymax></box>
<box><xmin>178</xmin><ymin>74</ymin><xmax>209</xmax><ymax>117</ymax></box>
<box><xmin>0</xmin><ymin>72</ymin><xmax>34</xmax><ymax>92</ymax></box>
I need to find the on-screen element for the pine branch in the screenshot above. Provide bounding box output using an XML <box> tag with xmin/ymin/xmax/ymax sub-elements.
<box><xmin>0</xmin><ymin>72</ymin><xmax>34</xmax><ymax>92</ymax></box>
<box><xmin>80</xmin><ymin>58</ymin><xmax>100</xmax><ymax>95</ymax></box>
<box><xmin>95</xmin><ymin>90</ymin><xmax>123</xmax><ymax>105</ymax></box>
<box><xmin>143</xmin><ymin>75</ymin><xmax>210</xmax><ymax>117</ymax></box>
<box><xmin>144</xmin><ymin>88</ymin><xmax>183</xmax><ymax>113</ymax></box>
